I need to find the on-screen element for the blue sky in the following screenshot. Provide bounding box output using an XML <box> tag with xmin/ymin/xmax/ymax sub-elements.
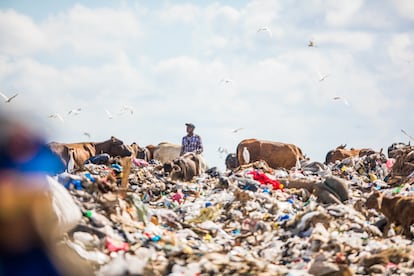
<box><xmin>1</xmin><ymin>0</ymin><xmax>413</xmax><ymax>169</ymax></box>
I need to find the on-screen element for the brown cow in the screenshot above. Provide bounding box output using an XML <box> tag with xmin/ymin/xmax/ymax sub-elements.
<box><xmin>48</xmin><ymin>136</ymin><xmax>131</xmax><ymax>170</ymax></box>
<box><xmin>325</xmin><ymin>144</ymin><xmax>376</xmax><ymax>164</ymax></box>
<box><xmin>365</xmin><ymin>191</ymin><xmax>414</xmax><ymax>238</ymax></box>
<box><xmin>236</xmin><ymin>139</ymin><xmax>304</xmax><ymax>170</ymax></box>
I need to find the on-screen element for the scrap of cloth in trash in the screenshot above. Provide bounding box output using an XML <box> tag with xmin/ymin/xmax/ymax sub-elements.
<box><xmin>247</xmin><ymin>170</ymin><xmax>283</xmax><ymax>190</ymax></box>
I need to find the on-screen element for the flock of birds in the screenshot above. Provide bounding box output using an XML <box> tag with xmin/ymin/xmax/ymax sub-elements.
<box><xmin>1</xmin><ymin>26</ymin><xmax>351</xmax><ymax>144</ymax></box>
<box><xmin>249</xmin><ymin>27</ymin><xmax>348</xmax><ymax>105</ymax></box>
<box><xmin>47</xmin><ymin>105</ymin><xmax>135</xmax><ymax>124</ymax></box>
<box><xmin>45</xmin><ymin>105</ymin><xmax>135</xmax><ymax>138</ymax></box>
<box><xmin>214</xmin><ymin>28</ymin><xmax>350</xmax><ymax>159</ymax></box>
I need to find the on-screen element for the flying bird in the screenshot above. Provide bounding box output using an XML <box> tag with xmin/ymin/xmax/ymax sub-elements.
<box><xmin>257</xmin><ymin>27</ymin><xmax>272</xmax><ymax>38</ymax></box>
<box><xmin>232</xmin><ymin>127</ymin><xmax>244</xmax><ymax>133</ymax></box>
<box><xmin>83</xmin><ymin>132</ymin><xmax>91</xmax><ymax>138</ymax></box>
<box><xmin>308</xmin><ymin>40</ymin><xmax>317</xmax><ymax>47</ymax></box>
<box><xmin>48</xmin><ymin>113</ymin><xmax>65</xmax><ymax>122</ymax></box>
<box><xmin>220</xmin><ymin>78</ymin><xmax>233</xmax><ymax>84</ymax></box>
<box><xmin>316</xmin><ymin>68</ymin><xmax>330</xmax><ymax>82</ymax></box>
<box><xmin>116</xmin><ymin>105</ymin><xmax>134</xmax><ymax>116</ymax></box>
<box><xmin>332</xmin><ymin>96</ymin><xmax>349</xmax><ymax>105</ymax></box>
<box><xmin>218</xmin><ymin>147</ymin><xmax>229</xmax><ymax>159</ymax></box>
<box><xmin>319</xmin><ymin>74</ymin><xmax>330</xmax><ymax>82</ymax></box>
<box><xmin>68</xmin><ymin>107</ymin><xmax>82</xmax><ymax>115</ymax></box>
<box><xmin>105</xmin><ymin>109</ymin><xmax>113</xmax><ymax>119</ymax></box>
<box><xmin>118</xmin><ymin>105</ymin><xmax>134</xmax><ymax>115</ymax></box>
<box><xmin>218</xmin><ymin>147</ymin><xmax>229</xmax><ymax>155</ymax></box>
<box><xmin>0</xmin><ymin>92</ymin><xmax>18</xmax><ymax>103</ymax></box>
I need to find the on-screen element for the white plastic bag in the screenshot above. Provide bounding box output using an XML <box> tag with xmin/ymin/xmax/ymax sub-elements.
<box><xmin>47</xmin><ymin>175</ymin><xmax>82</xmax><ymax>233</ymax></box>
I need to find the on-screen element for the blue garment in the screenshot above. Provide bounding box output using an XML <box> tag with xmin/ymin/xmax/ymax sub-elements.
<box><xmin>181</xmin><ymin>134</ymin><xmax>203</xmax><ymax>155</ymax></box>
<box><xmin>0</xmin><ymin>142</ymin><xmax>65</xmax><ymax>175</ymax></box>
<box><xmin>0</xmin><ymin>247</ymin><xmax>60</xmax><ymax>276</ymax></box>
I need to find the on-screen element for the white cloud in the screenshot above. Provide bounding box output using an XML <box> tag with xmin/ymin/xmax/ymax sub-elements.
<box><xmin>242</xmin><ymin>0</ymin><xmax>281</xmax><ymax>28</ymax></box>
<box><xmin>42</xmin><ymin>4</ymin><xmax>143</xmax><ymax>57</ymax></box>
<box><xmin>205</xmin><ymin>4</ymin><xmax>241</xmax><ymax>25</ymax></box>
<box><xmin>0</xmin><ymin>10</ymin><xmax>47</xmax><ymax>56</ymax></box>
<box><xmin>325</xmin><ymin>0</ymin><xmax>364</xmax><ymax>27</ymax></box>
<box><xmin>157</xmin><ymin>3</ymin><xmax>200</xmax><ymax>23</ymax></box>
<box><xmin>388</xmin><ymin>33</ymin><xmax>414</xmax><ymax>63</ymax></box>
<box><xmin>316</xmin><ymin>31</ymin><xmax>374</xmax><ymax>51</ymax></box>
<box><xmin>393</xmin><ymin>0</ymin><xmax>414</xmax><ymax>21</ymax></box>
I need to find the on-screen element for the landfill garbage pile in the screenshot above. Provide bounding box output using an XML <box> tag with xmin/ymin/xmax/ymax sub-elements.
<box><xmin>52</xmin><ymin>150</ymin><xmax>414</xmax><ymax>276</ymax></box>
<box><xmin>389</xmin><ymin>144</ymin><xmax>414</xmax><ymax>181</ymax></box>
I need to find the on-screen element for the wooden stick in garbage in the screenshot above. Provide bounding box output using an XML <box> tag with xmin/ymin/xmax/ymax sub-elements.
<box><xmin>401</xmin><ymin>129</ymin><xmax>414</xmax><ymax>143</ymax></box>
<box><xmin>119</xmin><ymin>156</ymin><xmax>131</xmax><ymax>199</ymax></box>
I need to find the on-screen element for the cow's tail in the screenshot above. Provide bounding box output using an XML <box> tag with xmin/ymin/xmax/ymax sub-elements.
<box><xmin>236</xmin><ymin>143</ymin><xmax>243</xmax><ymax>166</ymax></box>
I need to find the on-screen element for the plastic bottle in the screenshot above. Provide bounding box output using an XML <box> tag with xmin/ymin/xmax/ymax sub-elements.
<box><xmin>85</xmin><ymin>210</ymin><xmax>105</xmax><ymax>227</ymax></box>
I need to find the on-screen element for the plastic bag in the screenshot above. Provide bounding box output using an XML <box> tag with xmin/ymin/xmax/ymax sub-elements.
<box><xmin>47</xmin><ymin>175</ymin><xmax>82</xmax><ymax>233</ymax></box>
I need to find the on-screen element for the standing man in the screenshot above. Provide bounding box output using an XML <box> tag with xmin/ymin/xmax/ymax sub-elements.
<box><xmin>180</xmin><ymin>123</ymin><xmax>203</xmax><ymax>155</ymax></box>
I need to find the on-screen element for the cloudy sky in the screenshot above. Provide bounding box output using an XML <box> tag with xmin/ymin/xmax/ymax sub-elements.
<box><xmin>1</xmin><ymin>0</ymin><xmax>413</xmax><ymax>169</ymax></box>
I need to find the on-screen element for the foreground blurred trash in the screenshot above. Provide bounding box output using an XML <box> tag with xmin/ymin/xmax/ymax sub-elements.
<box><xmin>0</xmin><ymin>111</ymin><xmax>92</xmax><ymax>276</ymax></box>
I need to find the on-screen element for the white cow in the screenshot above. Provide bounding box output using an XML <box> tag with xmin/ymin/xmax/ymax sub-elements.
<box><xmin>153</xmin><ymin>142</ymin><xmax>181</xmax><ymax>163</ymax></box>
<box><xmin>153</xmin><ymin>142</ymin><xmax>208</xmax><ymax>173</ymax></box>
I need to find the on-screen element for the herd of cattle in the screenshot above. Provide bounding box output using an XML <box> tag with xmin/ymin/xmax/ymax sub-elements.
<box><xmin>47</xmin><ymin>137</ymin><xmax>407</xmax><ymax>180</ymax></box>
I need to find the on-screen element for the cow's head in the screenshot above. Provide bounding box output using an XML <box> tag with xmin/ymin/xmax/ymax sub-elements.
<box><xmin>163</xmin><ymin>161</ymin><xmax>174</xmax><ymax>176</ymax></box>
<box><xmin>170</xmin><ymin>164</ymin><xmax>183</xmax><ymax>181</ymax></box>
<box><xmin>225</xmin><ymin>153</ymin><xmax>239</xmax><ymax>170</ymax></box>
<box><xmin>107</xmin><ymin>136</ymin><xmax>132</xmax><ymax>157</ymax></box>
<box><xmin>365</xmin><ymin>191</ymin><xmax>382</xmax><ymax>211</ymax></box>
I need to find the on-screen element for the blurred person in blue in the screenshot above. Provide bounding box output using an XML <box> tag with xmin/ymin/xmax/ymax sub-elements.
<box><xmin>0</xmin><ymin>111</ymin><xmax>91</xmax><ymax>276</ymax></box>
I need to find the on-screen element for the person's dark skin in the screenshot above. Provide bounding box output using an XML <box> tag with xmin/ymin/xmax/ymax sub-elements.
<box><xmin>186</xmin><ymin>125</ymin><xmax>195</xmax><ymax>136</ymax></box>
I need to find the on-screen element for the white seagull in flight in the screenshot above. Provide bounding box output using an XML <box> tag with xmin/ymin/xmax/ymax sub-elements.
<box><xmin>232</xmin><ymin>127</ymin><xmax>244</xmax><ymax>133</ymax></box>
<box><xmin>0</xmin><ymin>92</ymin><xmax>18</xmax><ymax>103</ymax></box>
<box><xmin>308</xmin><ymin>40</ymin><xmax>317</xmax><ymax>47</ymax></box>
<box><xmin>220</xmin><ymin>78</ymin><xmax>233</xmax><ymax>84</ymax></box>
<box><xmin>118</xmin><ymin>105</ymin><xmax>134</xmax><ymax>115</ymax></box>
<box><xmin>316</xmin><ymin>67</ymin><xmax>330</xmax><ymax>82</ymax></box>
<box><xmin>333</xmin><ymin>96</ymin><xmax>349</xmax><ymax>105</ymax></box>
<box><xmin>257</xmin><ymin>27</ymin><xmax>272</xmax><ymax>38</ymax></box>
<box><xmin>105</xmin><ymin>109</ymin><xmax>113</xmax><ymax>119</ymax></box>
<box><xmin>68</xmin><ymin>107</ymin><xmax>82</xmax><ymax>115</ymax></box>
<box><xmin>319</xmin><ymin>73</ymin><xmax>330</xmax><ymax>82</ymax></box>
<box><xmin>48</xmin><ymin>113</ymin><xmax>65</xmax><ymax>122</ymax></box>
<box><xmin>83</xmin><ymin>132</ymin><xmax>91</xmax><ymax>138</ymax></box>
